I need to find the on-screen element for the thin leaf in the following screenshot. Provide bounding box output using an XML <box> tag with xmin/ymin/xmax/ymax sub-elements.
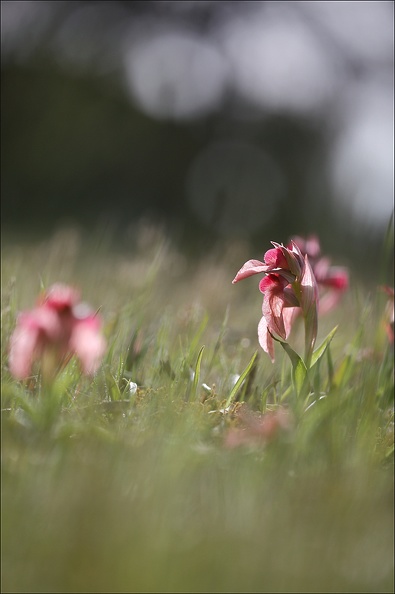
<box><xmin>104</xmin><ymin>332</ymin><xmax>119</xmax><ymax>366</ymax></box>
<box><xmin>225</xmin><ymin>351</ymin><xmax>258</xmax><ymax>408</ymax></box>
<box><xmin>191</xmin><ymin>345</ymin><xmax>205</xmax><ymax>400</ymax></box>
<box><xmin>106</xmin><ymin>372</ymin><xmax>122</xmax><ymax>401</ymax></box>
<box><xmin>207</xmin><ymin>305</ymin><xmax>230</xmax><ymax>372</ymax></box>
<box><xmin>313</xmin><ymin>358</ymin><xmax>322</xmax><ymax>396</ymax></box>
<box><xmin>280</xmin><ymin>341</ymin><xmax>309</xmax><ymax>398</ymax></box>
<box><xmin>310</xmin><ymin>326</ymin><xmax>338</xmax><ymax>368</ymax></box>
<box><xmin>326</xmin><ymin>345</ymin><xmax>335</xmax><ymax>391</ymax></box>
<box><xmin>333</xmin><ymin>354</ymin><xmax>353</xmax><ymax>388</ymax></box>
<box><xmin>189</xmin><ymin>314</ymin><xmax>209</xmax><ymax>361</ymax></box>
<box><xmin>269</xmin><ymin>332</ymin><xmax>310</xmax><ymax>398</ymax></box>
<box><xmin>307</xmin><ymin>326</ymin><xmax>338</xmax><ymax>395</ymax></box>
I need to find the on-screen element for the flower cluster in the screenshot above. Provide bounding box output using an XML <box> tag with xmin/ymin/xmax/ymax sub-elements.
<box><xmin>233</xmin><ymin>241</ymin><xmax>318</xmax><ymax>363</ymax></box>
<box><xmin>9</xmin><ymin>283</ymin><xmax>106</xmax><ymax>381</ymax></box>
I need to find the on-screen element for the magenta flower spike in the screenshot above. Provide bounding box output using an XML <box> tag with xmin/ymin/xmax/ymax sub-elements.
<box><xmin>233</xmin><ymin>242</ymin><xmax>319</xmax><ymax>364</ymax></box>
<box><xmin>9</xmin><ymin>283</ymin><xmax>106</xmax><ymax>382</ymax></box>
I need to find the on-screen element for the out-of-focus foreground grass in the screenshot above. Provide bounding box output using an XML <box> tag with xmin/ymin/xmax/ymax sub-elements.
<box><xmin>1</xmin><ymin>223</ymin><xmax>394</xmax><ymax>593</ymax></box>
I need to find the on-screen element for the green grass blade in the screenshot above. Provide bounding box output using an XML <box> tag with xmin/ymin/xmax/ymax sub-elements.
<box><xmin>269</xmin><ymin>332</ymin><xmax>310</xmax><ymax>398</ymax></box>
<box><xmin>311</xmin><ymin>326</ymin><xmax>338</xmax><ymax>368</ymax></box>
<box><xmin>207</xmin><ymin>305</ymin><xmax>230</xmax><ymax>372</ymax></box>
<box><xmin>191</xmin><ymin>313</ymin><xmax>209</xmax><ymax>349</ymax></box>
<box><xmin>225</xmin><ymin>350</ymin><xmax>258</xmax><ymax>408</ymax></box>
<box><xmin>279</xmin><ymin>341</ymin><xmax>309</xmax><ymax>398</ymax></box>
<box><xmin>191</xmin><ymin>345</ymin><xmax>205</xmax><ymax>400</ymax></box>
<box><xmin>326</xmin><ymin>344</ymin><xmax>335</xmax><ymax>391</ymax></box>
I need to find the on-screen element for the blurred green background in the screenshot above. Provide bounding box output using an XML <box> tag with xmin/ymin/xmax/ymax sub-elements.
<box><xmin>1</xmin><ymin>0</ymin><xmax>394</xmax><ymax>279</ymax></box>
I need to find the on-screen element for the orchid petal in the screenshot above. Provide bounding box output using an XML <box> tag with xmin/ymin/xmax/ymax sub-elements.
<box><xmin>290</xmin><ymin>235</ymin><xmax>321</xmax><ymax>259</ymax></box>
<box><xmin>319</xmin><ymin>267</ymin><xmax>349</xmax><ymax>290</ymax></box>
<box><xmin>263</xmin><ymin>248</ymin><xmax>288</xmax><ymax>270</ymax></box>
<box><xmin>69</xmin><ymin>316</ymin><xmax>106</xmax><ymax>375</ymax></box>
<box><xmin>300</xmin><ymin>254</ymin><xmax>319</xmax><ymax>365</ymax></box>
<box><xmin>258</xmin><ymin>316</ymin><xmax>275</xmax><ymax>362</ymax></box>
<box><xmin>8</xmin><ymin>325</ymin><xmax>40</xmax><ymax>380</ymax></box>
<box><xmin>282</xmin><ymin>287</ymin><xmax>300</xmax><ymax>307</ymax></box>
<box><xmin>40</xmin><ymin>283</ymin><xmax>80</xmax><ymax>309</ymax></box>
<box><xmin>259</xmin><ymin>273</ymin><xmax>288</xmax><ymax>293</ymax></box>
<box><xmin>232</xmin><ymin>260</ymin><xmax>267</xmax><ymax>283</ymax></box>
<box><xmin>271</xmin><ymin>241</ymin><xmax>302</xmax><ymax>277</ymax></box>
<box><xmin>283</xmin><ymin>306</ymin><xmax>300</xmax><ymax>339</ymax></box>
<box><xmin>263</xmin><ymin>292</ymin><xmax>287</xmax><ymax>340</ymax></box>
<box><xmin>19</xmin><ymin>307</ymin><xmax>62</xmax><ymax>341</ymax></box>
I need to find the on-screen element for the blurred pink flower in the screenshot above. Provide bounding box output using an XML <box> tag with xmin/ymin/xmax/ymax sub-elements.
<box><xmin>381</xmin><ymin>286</ymin><xmax>394</xmax><ymax>344</ymax></box>
<box><xmin>9</xmin><ymin>283</ymin><xmax>106</xmax><ymax>381</ymax></box>
<box><xmin>233</xmin><ymin>242</ymin><xmax>318</xmax><ymax>363</ymax></box>
<box><xmin>224</xmin><ymin>406</ymin><xmax>292</xmax><ymax>449</ymax></box>
<box><xmin>289</xmin><ymin>235</ymin><xmax>349</xmax><ymax>314</ymax></box>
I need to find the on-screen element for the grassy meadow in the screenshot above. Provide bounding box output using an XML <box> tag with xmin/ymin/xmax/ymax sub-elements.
<box><xmin>1</xmin><ymin>222</ymin><xmax>394</xmax><ymax>593</ymax></box>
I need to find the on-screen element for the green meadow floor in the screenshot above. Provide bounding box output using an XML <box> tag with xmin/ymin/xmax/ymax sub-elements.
<box><xmin>1</xmin><ymin>225</ymin><xmax>394</xmax><ymax>593</ymax></box>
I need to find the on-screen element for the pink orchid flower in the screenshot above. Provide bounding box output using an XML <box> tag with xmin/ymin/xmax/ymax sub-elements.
<box><xmin>289</xmin><ymin>235</ymin><xmax>349</xmax><ymax>314</ymax></box>
<box><xmin>233</xmin><ymin>242</ymin><xmax>318</xmax><ymax>363</ymax></box>
<box><xmin>257</xmin><ymin>273</ymin><xmax>299</xmax><ymax>361</ymax></box>
<box><xmin>9</xmin><ymin>283</ymin><xmax>106</xmax><ymax>381</ymax></box>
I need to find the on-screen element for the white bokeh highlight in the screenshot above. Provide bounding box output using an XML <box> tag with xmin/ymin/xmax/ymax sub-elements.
<box><xmin>123</xmin><ymin>30</ymin><xmax>229</xmax><ymax>120</ymax></box>
<box><xmin>216</xmin><ymin>6</ymin><xmax>337</xmax><ymax>114</ymax></box>
<box><xmin>330</xmin><ymin>82</ymin><xmax>393</xmax><ymax>226</ymax></box>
